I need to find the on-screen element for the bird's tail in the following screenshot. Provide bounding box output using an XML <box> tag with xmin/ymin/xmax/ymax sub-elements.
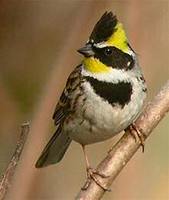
<box><xmin>35</xmin><ymin>126</ymin><xmax>71</xmax><ymax>168</ymax></box>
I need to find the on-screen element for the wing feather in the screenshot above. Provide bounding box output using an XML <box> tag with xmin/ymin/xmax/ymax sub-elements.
<box><xmin>52</xmin><ymin>65</ymin><xmax>82</xmax><ymax>125</ymax></box>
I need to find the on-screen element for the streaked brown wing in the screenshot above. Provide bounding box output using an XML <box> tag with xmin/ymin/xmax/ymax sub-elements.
<box><xmin>52</xmin><ymin>65</ymin><xmax>82</xmax><ymax>125</ymax></box>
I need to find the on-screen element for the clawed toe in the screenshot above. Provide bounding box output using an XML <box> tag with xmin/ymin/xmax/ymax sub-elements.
<box><xmin>84</xmin><ymin>167</ymin><xmax>110</xmax><ymax>191</ymax></box>
<box><xmin>81</xmin><ymin>179</ymin><xmax>91</xmax><ymax>191</ymax></box>
<box><xmin>87</xmin><ymin>167</ymin><xmax>109</xmax><ymax>178</ymax></box>
<box><xmin>126</xmin><ymin>123</ymin><xmax>145</xmax><ymax>152</ymax></box>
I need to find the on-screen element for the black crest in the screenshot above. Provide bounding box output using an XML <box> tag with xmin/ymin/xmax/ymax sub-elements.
<box><xmin>89</xmin><ymin>11</ymin><xmax>118</xmax><ymax>44</ymax></box>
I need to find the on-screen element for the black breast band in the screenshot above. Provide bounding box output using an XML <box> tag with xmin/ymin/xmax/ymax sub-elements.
<box><xmin>85</xmin><ymin>76</ymin><xmax>133</xmax><ymax>107</ymax></box>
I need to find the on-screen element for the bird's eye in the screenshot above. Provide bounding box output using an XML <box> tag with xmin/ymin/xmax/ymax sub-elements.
<box><xmin>104</xmin><ymin>47</ymin><xmax>113</xmax><ymax>56</ymax></box>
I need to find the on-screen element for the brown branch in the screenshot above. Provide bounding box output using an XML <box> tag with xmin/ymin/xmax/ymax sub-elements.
<box><xmin>76</xmin><ymin>80</ymin><xmax>169</xmax><ymax>200</ymax></box>
<box><xmin>0</xmin><ymin>122</ymin><xmax>30</xmax><ymax>200</ymax></box>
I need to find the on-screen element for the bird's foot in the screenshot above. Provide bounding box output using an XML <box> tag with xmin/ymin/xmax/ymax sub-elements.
<box><xmin>81</xmin><ymin>167</ymin><xmax>110</xmax><ymax>191</ymax></box>
<box><xmin>126</xmin><ymin>123</ymin><xmax>145</xmax><ymax>152</ymax></box>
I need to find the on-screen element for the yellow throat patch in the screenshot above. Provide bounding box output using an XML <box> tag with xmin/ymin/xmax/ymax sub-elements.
<box><xmin>83</xmin><ymin>57</ymin><xmax>111</xmax><ymax>73</ymax></box>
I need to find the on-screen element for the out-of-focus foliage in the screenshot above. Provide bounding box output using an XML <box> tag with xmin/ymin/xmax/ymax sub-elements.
<box><xmin>0</xmin><ymin>1</ymin><xmax>168</xmax><ymax>200</ymax></box>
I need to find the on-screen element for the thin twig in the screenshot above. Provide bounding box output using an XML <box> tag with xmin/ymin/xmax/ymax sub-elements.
<box><xmin>76</xmin><ymin>80</ymin><xmax>169</xmax><ymax>200</ymax></box>
<box><xmin>0</xmin><ymin>122</ymin><xmax>30</xmax><ymax>200</ymax></box>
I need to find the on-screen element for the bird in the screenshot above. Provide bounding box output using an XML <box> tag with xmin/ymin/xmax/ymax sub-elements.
<box><xmin>35</xmin><ymin>11</ymin><xmax>147</xmax><ymax>190</ymax></box>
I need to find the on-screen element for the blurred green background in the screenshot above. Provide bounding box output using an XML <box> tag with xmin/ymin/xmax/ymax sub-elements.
<box><xmin>0</xmin><ymin>0</ymin><xmax>168</xmax><ymax>200</ymax></box>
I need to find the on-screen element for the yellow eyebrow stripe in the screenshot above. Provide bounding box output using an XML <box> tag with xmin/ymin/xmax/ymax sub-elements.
<box><xmin>107</xmin><ymin>22</ymin><xmax>129</xmax><ymax>53</ymax></box>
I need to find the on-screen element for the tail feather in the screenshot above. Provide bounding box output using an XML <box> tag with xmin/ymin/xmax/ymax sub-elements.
<box><xmin>35</xmin><ymin>126</ymin><xmax>71</xmax><ymax>168</ymax></box>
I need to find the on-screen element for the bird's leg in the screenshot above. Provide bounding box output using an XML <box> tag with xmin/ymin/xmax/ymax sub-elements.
<box><xmin>126</xmin><ymin>123</ymin><xmax>145</xmax><ymax>152</ymax></box>
<box><xmin>81</xmin><ymin>145</ymin><xmax>110</xmax><ymax>191</ymax></box>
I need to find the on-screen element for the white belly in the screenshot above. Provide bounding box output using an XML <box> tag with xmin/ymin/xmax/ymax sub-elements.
<box><xmin>63</xmin><ymin>77</ymin><xmax>146</xmax><ymax>145</ymax></box>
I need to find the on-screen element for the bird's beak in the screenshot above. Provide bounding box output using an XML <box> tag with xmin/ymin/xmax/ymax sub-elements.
<box><xmin>77</xmin><ymin>43</ymin><xmax>95</xmax><ymax>57</ymax></box>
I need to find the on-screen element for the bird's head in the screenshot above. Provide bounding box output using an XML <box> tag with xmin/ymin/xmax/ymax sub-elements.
<box><xmin>78</xmin><ymin>11</ymin><xmax>134</xmax><ymax>73</ymax></box>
